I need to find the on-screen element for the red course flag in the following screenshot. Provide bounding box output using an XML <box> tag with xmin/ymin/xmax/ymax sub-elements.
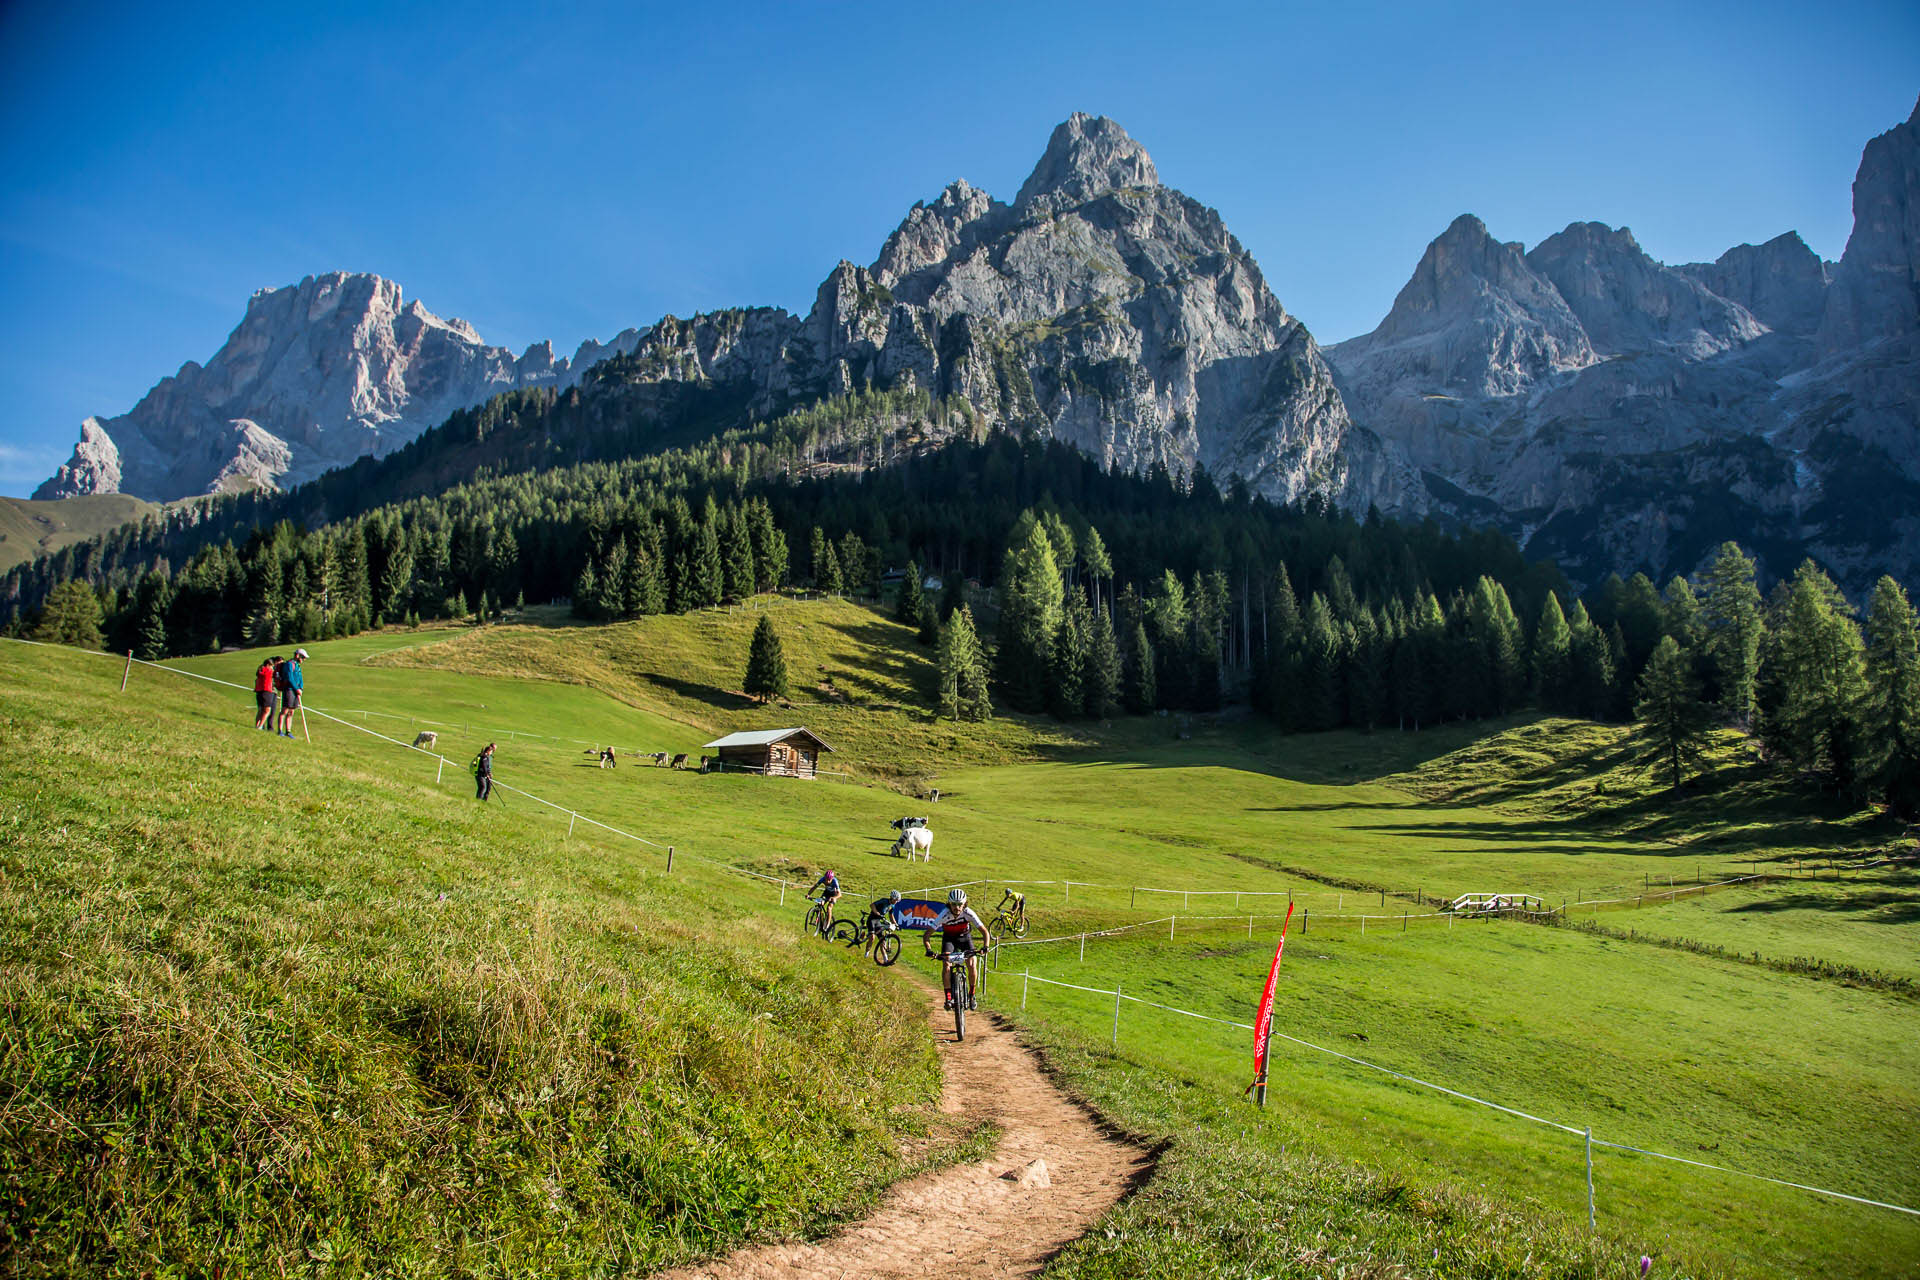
<box><xmin>1249</xmin><ymin>901</ymin><xmax>1295</xmax><ymax>1104</ymax></box>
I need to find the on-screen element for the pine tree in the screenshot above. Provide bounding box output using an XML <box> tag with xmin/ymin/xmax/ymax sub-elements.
<box><xmin>133</xmin><ymin>571</ymin><xmax>171</xmax><ymax>660</ymax></box>
<box><xmin>1635</xmin><ymin>635</ymin><xmax>1714</xmax><ymax>792</ymax></box>
<box><xmin>937</xmin><ymin>605</ymin><xmax>992</xmax><ymax>721</ymax></box>
<box><xmin>1568</xmin><ymin>601</ymin><xmax>1615</xmax><ymax>720</ymax></box>
<box><xmin>598</xmin><ymin>540</ymin><xmax>631</xmax><ymax>619</ymax></box>
<box><xmin>1083</xmin><ymin>601</ymin><xmax>1122</xmax><ymax>719</ymax></box>
<box><xmin>807</xmin><ymin>527</ymin><xmax>830</xmax><ymax>590</ymax></box>
<box><xmin>1863</xmin><ymin>576</ymin><xmax>1920</xmax><ymax>817</ymax></box>
<box><xmin>819</xmin><ymin>542</ymin><xmax>844</xmax><ymax>595</ymax></box>
<box><xmin>1299</xmin><ymin>593</ymin><xmax>1341</xmax><ymax>731</ymax></box>
<box><xmin>724</xmin><ymin>506</ymin><xmax>756</xmax><ymax>601</ymax></box>
<box><xmin>573</xmin><ymin>562</ymin><xmax>601</xmax><ymax>620</ymax></box>
<box><xmin>897</xmin><ymin>560</ymin><xmax>927</xmax><ymax>628</ymax></box>
<box><xmin>744</xmin><ymin>614</ymin><xmax>789</xmax><ymax>703</ymax></box>
<box><xmin>1145</xmin><ymin>570</ymin><xmax>1190</xmax><ymax>710</ymax></box>
<box><xmin>1047</xmin><ymin>597</ymin><xmax>1090</xmax><ymax>719</ymax></box>
<box><xmin>1533</xmin><ymin>593</ymin><xmax>1573</xmax><ymax>711</ymax></box>
<box><xmin>1347</xmin><ymin>607</ymin><xmax>1389</xmax><ymax>730</ymax></box>
<box><xmin>1702</xmin><ymin>542</ymin><xmax>1765</xmax><ymax>728</ymax></box>
<box><xmin>996</xmin><ymin>518</ymin><xmax>1065</xmax><ymax>713</ymax></box>
<box><xmin>1123</xmin><ymin>620</ymin><xmax>1156</xmax><ymax>714</ymax></box>
<box><xmin>691</xmin><ymin>509</ymin><xmax>724</xmax><ymax>609</ymax></box>
<box><xmin>837</xmin><ymin>531</ymin><xmax>869</xmax><ymax>598</ymax></box>
<box><xmin>33</xmin><ymin>580</ymin><xmax>103</xmax><ymax>649</ymax></box>
<box><xmin>1762</xmin><ymin>561</ymin><xmax>1868</xmax><ymax>793</ymax></box>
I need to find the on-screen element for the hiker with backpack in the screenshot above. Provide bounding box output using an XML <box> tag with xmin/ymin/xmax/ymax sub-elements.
<box><xmin>274</xmin><ymin>648</ymin><xmax>308</xmax><ymax>738</ymax></box>
<box><xmin>254</xmin><ymin>656</ymin><xmax>278</xmax><ymax>730</ymax></box>
<box><xmin>473</xmin><ymin>742</ymin><xmax>496</xmax><ymax>801</ymax></box>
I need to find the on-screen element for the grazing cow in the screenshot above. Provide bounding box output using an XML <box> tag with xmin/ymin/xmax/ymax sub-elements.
<box><xmin>647</xmin><ymin>751</ymin><xmax>668</xmax><ymax>767</ymax></box>
<box><xmin>411</xmin><ymin>731</ymin><xmax>438</xmax><ymax>750</ymax></box>
<box><xmin>598</xmin><ymin>747</ymin><xmax>618</xmax><ymax>769</ymax></box>
<box><xmin>670</xmin><ymin>753</ymin><xmax>689</xmax><ymax>770</ymax></box>
<box><xmin>890</xmin><ymin>815</ymin><xmax>928</xmax><ymax>831</ymax></box>
<box><xmin>893</xmin><ymin>826</ymin><xmax>933</xmax><ymax>861</ymax></box>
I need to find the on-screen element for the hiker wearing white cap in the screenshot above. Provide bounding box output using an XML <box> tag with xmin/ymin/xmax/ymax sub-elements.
<box><xmin>276</xmin><ymin>648</ymin><xmax>309</xmax><ymax>738</ymax></box>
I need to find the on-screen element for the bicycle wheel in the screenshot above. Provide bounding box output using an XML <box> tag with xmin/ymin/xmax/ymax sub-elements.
<box><xmin>1010</xmin><ymin>914</ymin><xmax>1029</xmax><ymax>939</ymax></box>
<box><xmin>829</xmin><ymin>919</ymin><xmax>861</xmax><ymax>944</ymax></box>
<box><xmin>873</xmin><ymin>932</ymin><xmax>901</xmax><ymax>966</ymax></box>
<box><xmin>952</xmin><ymin>967</ymin><xmax>968</xmax><ymax>1041</ymax></box>
<box><xmin>804</xmin><ymin>905</ymin><xmax>827</xmax><ymax>936</ymax></box>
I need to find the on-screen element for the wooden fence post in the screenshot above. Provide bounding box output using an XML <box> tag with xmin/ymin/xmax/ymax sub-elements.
<box><xmin>667</xmin><ymin>846</ymin><xmax>675</xmax><ymax>874</ymax></box>
<box><xmin>1111</xmin><ymin>984</ymin><xmax>1122</xmax><ymax>1049</ymax></box>
<box><xmin>120</xmin><ymin>650</ymin><xmax>133</xmax><ymax>691</ymax></box>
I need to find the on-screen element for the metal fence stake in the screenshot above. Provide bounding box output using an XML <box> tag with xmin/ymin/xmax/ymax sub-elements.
<box><xmin>1022</xmin><ymin>969</ymin><xmax>1029</xmax><ymax>1010</ymax></box>
<box><xmin>1112</xmin><ymin>983</ymin><xmax>1122</xmax><ymax>1049</ymax></box>
<box><xmin>1586</xmin><ymin>1126</ymin><xmax>1596</xmax><ymax>1229</ymax></box>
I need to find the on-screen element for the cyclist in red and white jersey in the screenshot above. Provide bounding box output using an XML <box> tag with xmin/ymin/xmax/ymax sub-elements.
<box><xmin>924</xmin><ymin>888</ymin><xmax>991</xmax><ymax>1010</ymax></box>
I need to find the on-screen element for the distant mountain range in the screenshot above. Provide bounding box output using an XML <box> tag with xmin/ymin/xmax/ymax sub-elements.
<box><xmin>35</xmin><ymin>100</ymin><xmax>1920</xmax><ymax>590</ymax></box>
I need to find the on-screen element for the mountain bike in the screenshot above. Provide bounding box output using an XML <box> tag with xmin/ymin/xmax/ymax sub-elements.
<box><xmin>803</xmin><ymin>896</ymin><xmax>838</xmax><ymax>939</ymax></box>
<box><xmin>988</xmin><ymin>888</ymin><xmax>1029</xmax><ymax>939</ymax></box>
<box><xmin>938</xmin><ymin>946</ymin><xmax>974</xmax><ymax>1040</ymax></box>
<box><xmin>827</xmin><ymin>911</ymin><xmax>902</xmax><ymax>966</ymax></box>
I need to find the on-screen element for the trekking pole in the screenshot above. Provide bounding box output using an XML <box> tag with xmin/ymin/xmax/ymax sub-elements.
<box><xmin>299</xmin><ymin>705</ymin><xmax>311</xmax><ymax>743</ymax></box>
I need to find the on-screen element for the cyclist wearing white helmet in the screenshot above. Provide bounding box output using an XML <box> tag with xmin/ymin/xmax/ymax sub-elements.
<box><xmin>924</xmin><ymin>888</ymin><xmax>991</xmax><ymax>1011</ymax></box>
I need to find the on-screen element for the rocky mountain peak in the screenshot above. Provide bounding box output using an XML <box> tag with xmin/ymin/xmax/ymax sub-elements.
<box><xmin>1527</xmin><ymin>220</ymin><xmax>1763</xmax><ymax>359</ymax></box>
<box><xmin>1678</xmin><ymin>231</ymin><xmax>1831</xmax><ymax>336</ymax></box>
<box><xmin>1014</xmin><ymin>113</ymin><xmax>1158</xmax><ymax>215</ymax></box>
<box><xmin>1816</xmin><ymin>95</ymin><xmax>1920</xmax><ymax>355</ymax></box>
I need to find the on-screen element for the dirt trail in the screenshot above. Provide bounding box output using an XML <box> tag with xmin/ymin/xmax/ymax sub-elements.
<box><xmin>658</xmin><ymin>1002</ymin><xmax>1152</xmax><ymax>1280</ymax></box>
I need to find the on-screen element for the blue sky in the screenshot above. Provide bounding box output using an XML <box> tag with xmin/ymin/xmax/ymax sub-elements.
<box><xmin>1</xmin><ymin>0</ymin><xmax>1915</xmax><ymax>496</ymax></box>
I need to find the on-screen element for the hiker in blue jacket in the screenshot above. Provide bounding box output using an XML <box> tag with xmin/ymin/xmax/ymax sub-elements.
<box><xmin>275</xmin><ymin>648</ymin><xmax>308</xmax><ymax>738</ymax></box>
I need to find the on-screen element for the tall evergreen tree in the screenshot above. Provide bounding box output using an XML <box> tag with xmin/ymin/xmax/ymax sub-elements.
<box><xmin>1123</xmin><ymin>620</ymin><xmax>1156</xmax><ymax>714</ymax></box>
<box><xmin>723</xmin><ymin>506</ymin><xmax>756</xmax><ymax>601</ymax></box>
<box><xmin>1047</xmin><ymin>597</ymin><xmax>1090</xmax><ymax>720</ymax></box>
<box><xmin>1863</xmin><ymin>576</ymin><xmax>1920</xmax><ymax>817</ymax></box>
<box><xmin>995</xmin><ymin>517</ymin><xmax>1065</xmax><ymax>712</ymax></box>
<box><xmin>819</xmin><ymin>542</ymin><xmax>844</xmax><ymax>595</ymax></box>
<box><xmin>1635</xmin><ymin>635</ymin><xmax>1714</xmax><ymax>792</ymax></box>
<box><xmin>897</xmin><ymin>560</ymin><xmax>927</xmax><ymax>628</ymax></box>
<box><xmin>1145</xmin><ymin>570</ymin><xmax>1191</xmax><ymax>710</ymax></box>
<box><xmin>1299</xmin><ymin>593</ymin><xmax>1342</xmax><ymax>731</ymax></box>
<box><xmin>133</xmin><ymin>570</ymin><xmax>171</xmax><ymax>661</ymax></box>
<box><xmin>33</xmin><ymin>580</ymin><xmax>103</xmax><ymax>649</ymax></box>
<box><xmin>1083</xmin><ymin>600</ymin><xmax>1122</xmax><ymax>719</ymax></box>
<box><xmin>744</xmin><ymin>614</ymin><xmax>789</xmax><ymax>703</ymax></box>
<box><xmin>1533</xmin><ymin>593</ymin><xmax>1573</xmax><ymax>711</ymax></box>
<box><xmin>1761</xmin><ymin>561</ymin><xmax>1868</xmax><ymax>793</ymax></box>
<box><xmin>937</xmin><ymin>605</ymin><xmax>992</xmax><ymax>721</ymax></box>
<box><xmin>691</xmin><ymin>507</ymin><xmax>724</xmax><ymax>608</ymax></box>
<box><xmin>808</xmin><ymin>527</ymin><xmax>830</xmax><ymax>591</ymax></box>
<box><xmin>1568</xmin><ymin>601</ymin><xmax>1616</xmax><ymax>720</ymax></box>
<box><xmin>1701</xmin><ymin>541</ymin><xmax>1765</xmax><ymax>728</ymax></box>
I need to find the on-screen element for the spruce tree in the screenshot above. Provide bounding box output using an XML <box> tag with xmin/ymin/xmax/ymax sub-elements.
<box><xmin>134</xmin><ymin>571</ymin><xmax>170</xmax><ymax>660</ymax></box>
<box><xmin>1568</xmin><ymin>601</ymin><xmax>1616</xmax><ymax>720</ymax></box>
<box><xmin>819</xmin><ymin>542</ymin><xmax>844</xmax><ymax>595</ymax></box>
<box><xmin>897</xmin><ymin>560</ymin><xmax>927</xmax><ymax>627</ymax></box>
<box><xmin>1124</xmin><ymin>620</ymin><xmax>1156</xmax><ymax>714</ymax></box>
<box><xmin>1762</xmin><ymin>561</ymin><xmax>1868</xmax><ymax>793</ymax></box>
<box><xmin>1083</xmin><ymin>600</ymin><xmax>1122</xmax><ymax>719</ymax></box>
<box><xmin>996</xmin><ymin>519</ymin><xmax>1065</xmax><ymax>713</ymax></box>
<box><xmin>744</xmin><ymin>614</ymin><xmax>789</xmax><ymax>703</ymax></box>
<box><xmin>1636</xmin><ymin>635</ymin><xmax>1714</xmax><ymax>792</ymax></box>
<box><xmin>937</xmin><ymin>605</ymin><xmax>991</xmax><ymax>721</ymax></box>
<box><xmin>1145</xmin><ymin>570</ymin><xmax>1190</xmax><ymax>710</ymax></box>
<box><xmin>724</xmin><ymin>507</ymin><xmax>756</xmax><ymax>601</ymax></box>
<box><xmin>1863</xmin><ymin>576</ymin><xmax>1920</xmax><ymax>817</ymax></box>
<box><xmin>1702</xmin><ymin>542</ymin><xmax>1765</xmax><ymax>728</ymax></box>
<box><xmin>33</xmin><ymin>581</ymin><xmax>103</xmax><ymax>649</ymax></box>
<box><xmin>598</xmin><ymin>540</ymin><xmax>631</xmax><ymax>619</ymax></box>
<box><xmin>573</xmin><ymin>562</ymin><xmax>600</xmax><ymax>620</ymax></box>
<box><xmin>1047</xmin><ymin>597</ymin><xmax>1090</xmax><ymax>720</ymax></box>
<box><xmin>1533</xmin><ymin>593</ymin><xmax>1573</xmax><ymax>711</ymax></box>
<box><xmin>808</xmin><ymin>527</ymin><xmax>830</xmax><ymax>591</ymax></box>
<box><xmin>1347</xmin><ymin>608</ymin><xmax>1389</xmax><ymax>730</ymax></box>
<box><xmin>1299</xmin><ymin>594</ymin><xmax>1341</xmax><ymax>731</ymax></box>
<box><xmin>692</xmin><ymin>511</ymin><xmax>724</xmax><ymax>609</ymax></box>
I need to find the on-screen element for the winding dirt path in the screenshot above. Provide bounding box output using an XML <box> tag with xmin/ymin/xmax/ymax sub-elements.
<box><xmin>658</xmin><ymin>1001</ymin><xmax>1153</xmax><ymax>1280</ymax></box>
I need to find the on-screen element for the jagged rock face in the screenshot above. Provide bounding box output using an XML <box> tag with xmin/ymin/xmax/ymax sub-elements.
<box><xmin>1524</xmin><ymin>223</ymin><xmax>1764</xmax><ymax>359</ymax></box>
<box><xmin>1816</xmin><ymin>96</ymin><xmax>1920</xmax><ymax>356</ymax></box>
<box><xmin>35</xmin><ymin>273</ymin><xmax>576</xmax><ymax>501</ymax></box>
<box><xmin>1678</xmin><ymin>232</ymin><xmax>1831</xmax><ymax>337</ymax></box>
<box><xmin>1331</xmin><ymin>97</ymin><xmax>1920</xmax><ymax>593</ymax></box>
<box><xmin>820</xmin><ymin>114</ymin><xmax>1356</xmax><ymax>503</ymax></box>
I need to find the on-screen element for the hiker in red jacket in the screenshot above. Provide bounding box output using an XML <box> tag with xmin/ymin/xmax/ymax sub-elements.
<box><xmin>254</xmin><ymin>656</ymin><xmax>278</xmax><ymax>730</ymax></box>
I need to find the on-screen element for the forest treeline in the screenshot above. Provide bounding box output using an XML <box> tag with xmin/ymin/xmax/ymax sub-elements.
<box><xmin>8</xmin><ymin>387</ymin><xmax>1917</xmax><ymax>815</ymax></box>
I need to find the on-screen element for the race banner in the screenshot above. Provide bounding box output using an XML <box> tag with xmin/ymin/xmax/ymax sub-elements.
<box><xmin>1250</xmin><ymin>901</ymin><xmax>1296</xmax><ymax>1106</ymax></box>
<box><xmin>887</xmin><ymin>898</ymin><xmax>947</xmax><ymax>931</ymax></box>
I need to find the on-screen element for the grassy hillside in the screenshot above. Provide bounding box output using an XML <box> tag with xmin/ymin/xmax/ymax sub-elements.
<box><xmin>10</xmin><ymin>602</ymin><xmax>1917</xmax><ymax>1278</ymax></box>
<box><xmin>0</xmin><ymin>640</ymin><xmax>971</xmax><ymax>1277</ymax></box>
<box><xmin>0</xmin><ymin>493</ymin><xmax>159</xmax><ymax>573</ymax></box>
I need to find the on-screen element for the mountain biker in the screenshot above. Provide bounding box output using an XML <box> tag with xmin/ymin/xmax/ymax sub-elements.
<box><xmin>867</xmin><ymin>888</ymin><xmax>902</xmax><ymax>933</ymax></box>
<box><xmin>808</xmin><ymin>869</ymin><xmax>842</xmax><ymax>927</ymax></box>
<box><xmin>924</xmin><ymin>888</ymin><xmax>991</xmax><ymax>1011</ymax></box>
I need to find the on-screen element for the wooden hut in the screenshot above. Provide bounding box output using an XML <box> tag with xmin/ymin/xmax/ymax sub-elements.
<box><xmin>703</xmin><ymin>728</ymin><xmax>834</xmax><ymax>778</ymax></box>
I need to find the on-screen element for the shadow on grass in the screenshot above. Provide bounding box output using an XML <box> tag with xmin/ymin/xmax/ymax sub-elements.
<box><xmin>642</xmin><ymin>672</ymin><xmax>755</xmax><ymax>713</ymax></box>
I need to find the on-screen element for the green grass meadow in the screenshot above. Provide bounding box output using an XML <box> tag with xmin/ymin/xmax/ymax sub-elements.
<box><xmin>5</xmin><ymin>599</ymin><xmax>1917</xmax><ymax>1278</ymax></box>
